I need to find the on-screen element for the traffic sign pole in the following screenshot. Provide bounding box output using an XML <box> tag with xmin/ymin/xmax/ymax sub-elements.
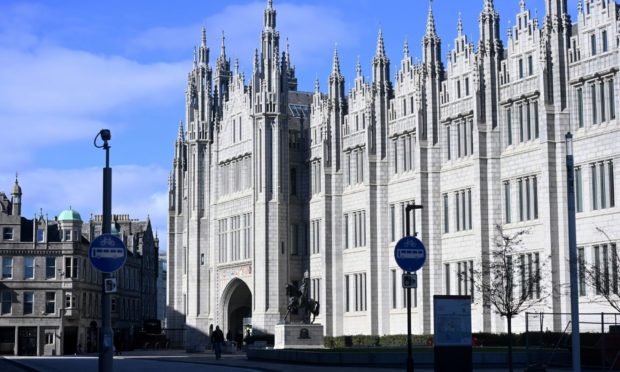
<box><xmin>402</xmin><ymin>203</ymin><xmax>423</xmax><ymax>372</ymax></box>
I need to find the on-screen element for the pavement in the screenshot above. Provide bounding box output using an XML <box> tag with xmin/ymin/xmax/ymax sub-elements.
<box><xmin>0</xmin><ymin>349</ymin><xmax>594</xmax><ymax>372</ymax></box>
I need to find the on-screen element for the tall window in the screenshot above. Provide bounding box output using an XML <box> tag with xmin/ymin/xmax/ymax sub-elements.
<box><xmin>602</xmin><ymin>30</ymin><xmax>608</xmax><ymax>52</ymax></box>
<box><xmin>390</xmin><ymin>206</ymin><xmax>396</xmax><ymax>242</ymax></box>
<box><xmin>577</xmin><ymin>88</ymin><xmax>584</xmax><ymax>128</ymax></box>
<box><xmin>2</xmin><ymin>257</ymin><xmax>12</xmax><ymax>279</ymax></box>
<box><xmin>507</xmin><ymin>108</ymin><xmax>513</xmax><ymax>145</ymax></box>
<box><xmin>528</xmin><ymin>55</ymin><xmax>533</xmax><ymax>75</ymax></box>
<box><xmin>345</xmin><ymin>273</ymin><xmax>367</xmax><ymax>312</ymax></box>
<box><xmin>37</xmin><ymin>228</ymin><xmax>44</xmax><ymax>242</ymax></box>
<box><xmin>609</xmin><ymin>80</ymin><xmax>616</xmax><ymax>120</ymax></box>
<box><xmin>447</xmin><ymin>126</ymin><xmax>452</xmax><ymax>160</ymax></box>
<box><xmin>24</xmin><ymin>256</ymin><xmax>34</xmax><ymax>279</ymax></box>
<box><xmin>519</xmin><ymin>59</ymin><xmax>524</xmax><ymax>79</ymax></box>
<box><xmin>351</xmin><ymin>210</ymin><xmax>366</xmax><ymax>248</ymax></box>
<box><xmin>591</xmin><ymin>34</ymin><xmax>597</xmax><ymax>56</ymax></box>
<box><xmin>455</xmin><ymin>189</ymin><xmax>473</xmax><ymax>231</ymax></box>
<box><xmin>23</xmin><ymin>292</ymin><xmax>33</xmax><ymax>315</ymax></box>
<box><xmin>45</xmin><ymin>292</ymin><xmax>56</xmax><ymax>314</ymax></box>
<box><xmin>1</xmin><ymin>291</ymin><xmax>11</xmax><ymax>314</ymax></box>
<box><xmin>592</xmin><ymin>84</ymin><xmax>598</xmax><ymax>125</ymax></box>
<box><xmin>65</xmin><ymin>257</ymin><xmax>78</xmax><ymax>279</ymax></box>
<box><xmin>578</xmin><ymin>247</ymin><xmax>586</xmax><ymax>296</ymax></box>
<box><xmin>46</xmin><ymin>257</ymin><xmax>56</xmax><ymax>279</ymax></box>
<box><xmin>519</xmin><ymin>105</ymin><xmax>525</xmax><ymax>142</ymax></box>
<box><xmin>311</xmin><ymin>278</ymin><xmax>321</xmax><ymax>304</ymax></box>
<box><xmin>392</xmin><ymin>269</ymin><xmax>397</xmax><ymax>308</ymax></box>
<box><xmin>518</xmin><ymin>176</ymin><xmax>538</xmax><ymax>221</ymax></box>
<box><xmin>443</xmin><ymin>194</ymin><xmax>449</xmax><ymax>233</ymax></box>
<box><xmin>345</xmin><ymin>275</ymin><xmax>350</xmax><ymax>312</ymax></box>
<box><xmin>243</xmin><ymin>213</ymin><xmax>252</xmax><ymax>259</ymax></box>
<box><xmin>601</xmin><ymin>83</ymin><xmax>607</xmax><ymax>122</ymax></box>
<box><xmin>311</xmin><ymin>219</ymin><xmax>321</xmax><ymax>254</ymax></box>
<box><xmin>504</xmin><ymin>181</ymin><xmax>512</xmax><ymax>223</ymax></box>
<box><xmin>591</xmin><ymin>160</ymin><xmax>615</xmax><ymax>210</ymax></box>
<box><xmin>445</xmin><ymin>264</ymin><xmax>451</xmax><ymax>295</ymax></box>
<box><xmin>575</xmin><ymin>167</ymin><xmax>583</xmax><ymax>212</ymax></box>
<box><xmin>218</xmin><ymin>219</ymin><xmax>228</xmax><ymax>262</ymax></box>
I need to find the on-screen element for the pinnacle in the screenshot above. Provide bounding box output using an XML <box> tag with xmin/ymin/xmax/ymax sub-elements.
<box><xmin>484</xmin><ymin>0</ymin><xmax>494</xmax><ymax>11</ymax></box>
<box><xmin>356</xmin><ymin>55</ymin><xmax>362</xmax><ymax>76</ymax></box>
<box><xmin>331</xmin><ymin>46</ymin><xmax>341</xmax><ymax>76</ymax></box>
<box><xmin>201</xmin><ymin>26</ymin><xmax>206</xmax><ymax>46</ymax></box>
<box><xmin>177</xmin><ymin>120</ymin><xmax>184</xmax><ymax>142</ymax></box>
<box><xmin>314</xmin><ymin>78</ymin><xmax>320</xmax><ymax>94</ymax></box>
<box><xmin>425</xmin><ymin>1</ymin><xmax>437</xmax><ymax>38</ymax></box>
<box><xmin>520</xmin><ymin>0</ymin><xmax>526</xmax><ymax>12</ymax></box>
<box><xmin>267</xmin><ymin>0</ymin><xmax>273</xmax><ymax>9</ymax></box>
<box><xmin>220</xmin><ymin>30</ymin><xmax>226</xmax><ymax>57</ymax></box>
<box><xmin>457</xmin><ymin>13</ymin><xmax>463</xmax><ymax>36</ymax></box>
<box><xmin>376</xmin><ymin>29</ymin><xmax>386</xmax><ymax>57</ymax></box>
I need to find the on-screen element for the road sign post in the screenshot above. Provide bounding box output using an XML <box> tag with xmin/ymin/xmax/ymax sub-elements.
<box><xmin>395</xmin><ymin>203</ymin><xmax>424</xmax><ymax>372</ymax></box>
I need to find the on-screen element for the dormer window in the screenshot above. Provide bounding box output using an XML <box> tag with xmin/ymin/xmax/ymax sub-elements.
<box><xmin>37</xmin><ymin>229</ymin><xmax>44</xmax><ymax>243</ymax></box>
<box><xmin>2</xmin><ymin>227</ymin><xmax>13</xmax><ymax>241</ymax></box>
<box><xmin>63</xmin><ymin>230</ymin><xmax>71</xmax><ymax>242</ymax></box>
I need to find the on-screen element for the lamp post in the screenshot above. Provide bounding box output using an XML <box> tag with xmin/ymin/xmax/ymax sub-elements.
<box><xmin>94</xmin><ymin>129</ymin><xmax>113</xmax><ymax>371</ymax></box>
<box><xmin>405</xmin><ymin>203</ymin><xmax>423</xmax><ymax>372</ymax></box>
<box><xmin>565</xmin><ymin>132</ymin><xmax>581</xmax><ymax>372</ymax></box>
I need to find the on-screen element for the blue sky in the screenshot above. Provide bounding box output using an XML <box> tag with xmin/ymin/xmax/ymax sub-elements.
<box><xmin>0</xmin><ymin>0</ymin><xmax>578</xmax><ymax>251</ymax></box>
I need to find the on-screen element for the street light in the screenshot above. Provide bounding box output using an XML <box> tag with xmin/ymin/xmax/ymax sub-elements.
<box><xmin>565</xmin><ymin>132</ymin><xmax>581</xmax><ymax>372</ymax></box>
<box><xmin>94</xmin><ymin>129</ymin><xmax>113</xmax><ymax>371</ymax></box>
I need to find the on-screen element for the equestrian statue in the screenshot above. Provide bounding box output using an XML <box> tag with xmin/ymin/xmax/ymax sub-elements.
<box><xmin>283</xmin><ymin>271</ymin><xmax>320</xmax><ymax>324</ymax></box>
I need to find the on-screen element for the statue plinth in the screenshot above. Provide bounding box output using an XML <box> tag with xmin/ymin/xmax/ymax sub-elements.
<box><xmin>274</xmin><ymin>323</ymin><xmax>324</xmax><ymax>349</ymax></box>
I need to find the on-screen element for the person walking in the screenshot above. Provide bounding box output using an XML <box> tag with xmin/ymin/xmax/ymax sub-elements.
<box><xmin>212</xmin><ymin>325</ymin><xmax>224</xmax><ymax>360</ymax></box>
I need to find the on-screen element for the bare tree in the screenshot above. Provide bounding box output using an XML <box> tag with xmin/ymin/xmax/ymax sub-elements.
<box><xmin>474</xmin><ymin>225</ymin><xmax>549</xmax><ymax>372</ymax></box>
<box><xmin>581</xmin><ymin>227</ymin><xmax>620</xmax><ymax>312</ymax></box>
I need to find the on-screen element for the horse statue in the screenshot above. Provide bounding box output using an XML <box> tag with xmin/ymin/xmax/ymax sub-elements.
<box><xmin>283</xmin><ymin>272</ymin><xmax>320</xmax><ymax>324</ymax></box>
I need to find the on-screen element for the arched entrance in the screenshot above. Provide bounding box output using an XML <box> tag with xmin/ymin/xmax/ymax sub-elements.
<box><xmin>221</xmin><ymin>279</ymin><xmax>252</xmax><ymax>341</ymax></box>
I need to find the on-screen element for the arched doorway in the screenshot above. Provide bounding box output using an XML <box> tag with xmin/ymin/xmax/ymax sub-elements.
<box><xmin>221</xmin><ymin>279</ymin><xmax>252</xmax><ymax>341</ymax></box>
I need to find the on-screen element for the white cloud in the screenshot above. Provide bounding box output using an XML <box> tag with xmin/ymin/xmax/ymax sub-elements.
<box><xmin>0</xmin><ymin>165</ymin><xmax>170</xmax><ymax>251</ymax></box>
<box><xmin>127</xmin><ymin>1</ymin><xmax>359</xmax><ymax>76</ymax></box>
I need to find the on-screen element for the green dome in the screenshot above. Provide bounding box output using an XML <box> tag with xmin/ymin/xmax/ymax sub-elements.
<box><xmin>58</xmin><ymin>208</ymin><xmax>82</xmax><ymax>222</ymax></box>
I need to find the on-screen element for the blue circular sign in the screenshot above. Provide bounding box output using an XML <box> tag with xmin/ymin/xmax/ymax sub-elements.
<box><xmin>89</xmin><ymin>234</ymin><xmax>127</xmax><ymax>273</ymax></box>
<box><xmin>394</xmin><ymin>236</ymin><xmax>427</xmax><ymax>272</ymax></box>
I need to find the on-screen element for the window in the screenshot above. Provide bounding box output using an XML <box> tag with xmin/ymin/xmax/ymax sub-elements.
<box><xmin>591</xmin><ymin>34</ymin><xmax>597</xmax><ymax>56</ymax></box>
<box><xmin>528</xmin><ymin>55</ymin><xmax>533</xmax><ymax>76</ymax></box>
<box><xmin>45</xmin><ymin>333</ymin><xmax>54</xmax><ymax>345</ymax></box>
<box><xmin>345</xmin><ymin>273</ymin><xmax>367</xmax><ymax>312</ymax></box>
<box><xmin>65</xmin><ymin>293</ymin><xmax>75</xmax><ymax>309</ymax></box>
<box><xmin>389</xmin><ymin>206</ymin><xmax>396</xmax><ymax>242</ymax></box>
<box><xmin>465</xmin><ymin>78</ymin><xmax>470</xmax><ymax>96</ymax></box>
<box><xmin>577</xmin><ymin>88</ymin><xmax>584</xmax><ymax>128</ymax></box>
<box><xmin>347</xmin><ymin>211</ymin><xmax>366</xmax><ymax>248</ymax></box>
<box><xmin>457</xmin><ymin>80</ymin><xmax>461</xmax><ymax>99</ymax></box>
<box><xmin>1</xmin><ymin>291</ymin><xmax>11</xmax><ymax>314</ymax></box>
<box><xmin>578</xmin><ymin>247</ymin><xmax>586</xmax><ymax>296</ymax></box>
<box><xmin>507</xmin><ymin>108</ymin><xmax>513</xmax><ymax>145</ymax></box>
<box><xmin>592</xmin><ymin>84</ymin><xmax>598</xmax><ymax>124</ymax></box>
<box><xmin>37</xmin><ymin>228</ymin><xmax>44</xmax><ymax>242</ymax></box>
<box><xmin>243</xmin><ymin>213</ymin><xmax>252</xmax><ymax>259</ymax></box>
<box><xmin>63</xmin><ymin>230</ymin><xmax>71</xmax><ymax>242</ymax></box>
<box><xmin>519</xmin><ymin>104</ymin><xmax>524</xmax><ymax>142</ymax></box>
<box><xmin>602</xmin><ymin>30</ymin><xmax>608</xmax><ymax>53</ymax></box>
<box><xmin>46</xmin><ymin>257</ymin><xmax>56</xmax><ymax>279</ymax></box>
<box><xmin>575</xmin><ymin>167</ymin><xmax>583</xmax><ymax>213</ymax></box>
<box><xmin>2</xmin><ymin>227</ymin><xmax>13</xmax><ymax>241</ymax></box>
<box><xmin>443</xmin><ymin>194</ymin><xmax>449</xmax><ymax>233</ymax></box>
<box><xmin>519</xmin><ymin>59</ymin><xmax>524</xmax><ymax>79</ymax></box>
<box><xmin>601</xmin><ymin>83</ymin><xmax>607</xmax><ymax>122</ymax></box>
<box><xmin>24</xmin><ymin>256</ymin><xmax>34</xmax><ymax>279</ymax></box>
<box><xmin>612</xmin><ymin>244</ymin><xmax>619</xmax><ymax>295</ymax></box>
<box><xmin>504</xmin><ymin>181</ymin><xmax>512</xmax><ymax>223</ymax></box>
<box><xmin>311</xmin><ymin>219</ymin><xmax>321</xmax><ymax>254</ymax></box>
<box><xmin>45</xmin><ymin>292</ymin><xmax>55</xmax><ymax>314</ymax></box>
<box><xmin>455</xmin><ymin>189</ymin><xmax>472</xmax><ymax>231</ymax></box>
<box><xmin>23</xmin><ymin>292</ymin><xmax>33</xmax><ymax>315</ymax></box>
<box><xmin>391</xmin><ymin>269</ymin><xmax>397</xmax><ymax>309</ymax></box>
<box><xmin>218</xmin><ymin>219</ymin><xmax>228</xmax><ymax>262</ymax></box>
<box><xmin>591</xmin><ymin>160</ymin><xmax>615</xmax><ymax>210</ymax></box>
<box><xmin>446</xmin><ymin>126</ymin><xmax>452</xmax><ymax>160</ymax></box>
<box><xmin>65</xmin><ymin>257</ymin><xmax>78</xmax><ymax>279</ymax></box>
<box><xmin>518</xmin><ymin>176</ymin><xmax>538</xmax><ymax>221</ymax></box>
<box><xmin>2</xmin><ymin>257</ymin><xmax>12</xmax><ymax>279</ymax></box>
<box><xmin>290</xmin><ymin>224</ymin><xmax>299</xmax><ymax>256</ymax></box>
<box><xmin>609</xmin><ymin>80</ymin><xmax>616</xmax><ymax>120</ymax></box>
<box><xmin>445</xmin><ymin>264</ymin><xmax>451</xmax><ymax>295</ymax></box>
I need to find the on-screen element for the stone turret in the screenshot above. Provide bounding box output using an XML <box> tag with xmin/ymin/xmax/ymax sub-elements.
<box><xmin>10</xmin><ymin>176</ymin><xmax>21</xmax><ymax>217</ymax></box>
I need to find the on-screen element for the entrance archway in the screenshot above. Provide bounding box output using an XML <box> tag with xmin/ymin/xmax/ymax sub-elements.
<box><xmin>221</xmin><ymin>279</ymin><xmax>252</xmax><ymax>341</ymax></box>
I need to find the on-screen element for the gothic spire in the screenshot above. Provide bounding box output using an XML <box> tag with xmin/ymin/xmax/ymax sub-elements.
<box><xmin>253</xmin><ymin>48</ymin><xmax>259</xmax><ymax>71</ymax></box>
<box><xmin>356</xmin><ymin>56</ymin><xmax>362</xmax><ymax>77</ymax></box>
<box><xmin>457</xmin><ymin>13</ymin><xmax>463</xmax><ymax>36</ymax></box>
<box><xmin>267</xmin><ymin>0</ymin><xmax>273</xmax><ymax>9</ymax></box>
<box><xmin>264</xmin><ymin>0</ymin><xmax>276</xmax><ymax>29</ymax></box>
<box><xmin>201</xmin><ymin>26</ymin><xmax>206</xmax><ymax>46</ymax></box>
<box><xmin>314</xmin><ymin>78</ymin><xmax>320</xmax><ymax>94</ymax></box>
<box><xmin>331</xmin><ymin>46</ymin><xmax>341</xmax><ymax>76</ymax></box>
<box><xmin>376</xmin><ymin>29</ymin><xmax>386</xmax><ymax>58</ymax></box>
<box><xmin>177</xmin><ymin>120</ymin><xmax>184</xmax><ymax>142</ymax></box>
<box><xmin>403</xmin><ymin>38</ymin><xmax>409</xmax><ymax>57</ymax></box>
<box><xmin>425</xmin><ymin>1</ymin><xmax>437</xmax><ymax>38</ymax></box>
<box><xmin>484</xmin><ymin>0</ymin><xmax>494</xmax><ymax>11</ymax></box>
<box><xmin>520</xmin><ymin>0</ymin><xmax>526</xmax><ymax>12</ymax></box>
<box><xmin>285</xmin><ymin>38</ymin><xmax>291</xmax><ymax>68</ymax></box>
<box><xmin>220</xmin><ymin>30</ymin><xmax>226</xmax><ymax>58</ymax></box>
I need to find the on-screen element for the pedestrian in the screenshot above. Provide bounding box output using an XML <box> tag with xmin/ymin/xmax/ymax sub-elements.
<box><xmin>212</xmin><ymin>325</ymin><xmax>224</xmax><ymax>360</ymax></box>
<box><xmin>226</xmin><ymin>329</ymin><xmax>232</xmax><ymax>342</ymax></box>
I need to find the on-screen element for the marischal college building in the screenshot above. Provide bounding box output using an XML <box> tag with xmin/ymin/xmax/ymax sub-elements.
<box><xmin>167</xmin><ymin>0</ymin><xmax>620</xmax><ymax>345</ymax></box>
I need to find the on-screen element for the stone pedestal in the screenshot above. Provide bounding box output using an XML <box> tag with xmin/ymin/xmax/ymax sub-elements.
<box><xmin>274</xmin><ymin>323</ymin><xmax>324</xmax><ymax>349</ymax></box>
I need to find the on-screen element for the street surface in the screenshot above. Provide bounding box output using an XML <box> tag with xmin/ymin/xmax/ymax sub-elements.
<box><xmin>0</xmin><ymin>350</ymin><xmax>587</xmax><ymax>371</ymax></box>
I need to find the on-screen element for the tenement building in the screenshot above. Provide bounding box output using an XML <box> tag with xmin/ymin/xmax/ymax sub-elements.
<box><xmin>168</xmin><ymin>0</ymin><xmax>620</xmax><ymax>343</ymax></box>
<box><xmin>0</xmin><ymin>179</ymin><xmax>159</xmax><ymax>355</ymax></box>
